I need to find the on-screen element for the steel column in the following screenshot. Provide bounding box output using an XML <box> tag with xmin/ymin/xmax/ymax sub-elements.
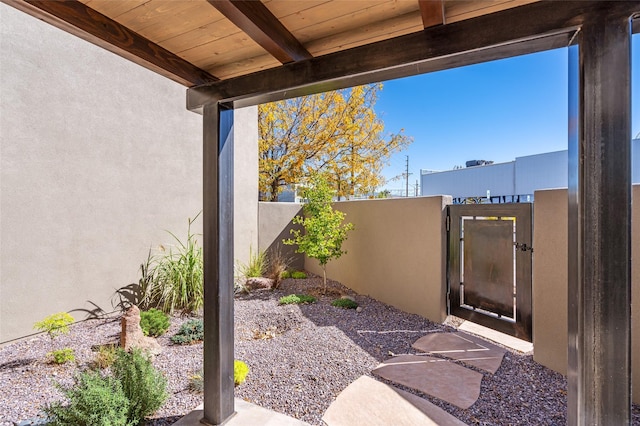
<box><xmin>567</xmin><ymin>11</ymin><xmax>632</xmax><ymax>426</ymax></box>
<box><xmin>202</xmin><ymin>103</ymin><xmax>235</xmax><ymax>425</ymax></box>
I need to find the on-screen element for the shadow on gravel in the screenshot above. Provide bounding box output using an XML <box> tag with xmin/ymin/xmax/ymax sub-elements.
<box><xmin>268</xmin><ymin>276</ymin><xmax>451</xmax><ymax>363</ymax></box>
<box><xmin>0</xmin><ymin>357</ymin><xmax>37</xmax><ymax>371</ymax></box>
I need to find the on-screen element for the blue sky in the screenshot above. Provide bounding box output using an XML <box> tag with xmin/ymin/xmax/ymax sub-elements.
<box><xmin>375</xmin><ymin>34</ymin><xmax>640</xmax><ymax>194</ymax></box>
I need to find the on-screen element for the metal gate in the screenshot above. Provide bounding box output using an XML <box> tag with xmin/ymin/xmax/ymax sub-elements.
<box><xmin>447</xmin><ymin>203</ymin><xmax>533</xmax><ymax>342</ymax></box>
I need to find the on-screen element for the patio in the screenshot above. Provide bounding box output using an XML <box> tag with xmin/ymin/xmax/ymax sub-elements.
<box><xmin>2</xmin><ymin>1</ymin><xmax>639</xmax><ymax>424</ymax></box>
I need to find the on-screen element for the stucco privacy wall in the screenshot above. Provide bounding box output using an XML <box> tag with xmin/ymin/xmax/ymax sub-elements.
<box><xmin>0</xmin><ymin>4</ymin><xmax>259</xmax><ymax>342</ymax></box>
<box><xmin>305</xmin><ymin>196</ymin><xmax>450</xmax><ymax>323</ymax></box>
<box><xmin>532</xmin><ymin>186</ymin><xmax>640</xmax><ymax>404</ymax></box>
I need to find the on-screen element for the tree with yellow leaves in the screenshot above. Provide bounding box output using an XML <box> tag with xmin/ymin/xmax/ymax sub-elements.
<box><xmin>258</xmin><ymin>84</ymin><xmax>411</xmax><ymax>201</ymax></box>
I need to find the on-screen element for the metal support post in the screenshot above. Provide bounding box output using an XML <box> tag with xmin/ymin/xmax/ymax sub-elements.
<box><xmin>567</xmin><ymin>11</ymin><xmax>632</xmax><ymax>426</ymax></box>
<box><xmin>202</xmin><ymin>103</ymin><xmax>235</xmax><ymax>425</ymax></box>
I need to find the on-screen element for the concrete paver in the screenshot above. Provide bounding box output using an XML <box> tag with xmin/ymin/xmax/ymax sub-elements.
<box><xmin>323</xmin><ymin>375</ymin><xmax>467</xmax><ymax>426</ymax></box>
<box><xmin>412</xmin><ymin>331</ymin><xmax>506</xmax><ymax>374</ymax></box>
<box><xmin>372</xmin><ymin>354</ymin><xmax>482</xmax><ymax>409</ymax></box>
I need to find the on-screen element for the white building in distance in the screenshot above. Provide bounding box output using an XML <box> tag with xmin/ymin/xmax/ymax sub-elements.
<box><xmin>421</xmin><ymin>139</ymin><xmax>640</xmax><ymax>203</ymax></box>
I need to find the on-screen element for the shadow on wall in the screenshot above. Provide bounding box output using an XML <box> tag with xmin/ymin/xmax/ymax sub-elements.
<box><xmin>258</xmin><ymin>202</ymin><xmax>305</xmax><ymax>272</ymax></box>
<box><xmin>68</xmin><ymin>282</ymin><xmax>143</xmax><ymax>321</ymax></box>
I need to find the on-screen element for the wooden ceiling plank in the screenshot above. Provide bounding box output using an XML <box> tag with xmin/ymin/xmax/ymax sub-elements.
<box><xmin>113</xmin><ymin>0</ymin><xmax>202</xmax><ymax>33</ymax></box>
<box><xmin>4</xmin><ymin>0</ymin><xmax>218</xmax><ymax>86</ymax></box>
<box><xmin>445</xmin><ymin>0</ymin><xmax>538</xmax><ymax>24</ymax></box>
<box><xmin>160</xmin><ymin>18</ymin><xmax>242</xmax><ymax>54</ymax></box>
<box><xmin>284</xmin><ymin>0</ymin><xmax>419</xmax><ymax>44</ymax></box>
<box><xmin>188</xmin><ymin>1</ymin><xmax>639</xmax><ymax>109</ymax></box>
<box><xmin>306</xmin><ymin>11</ymin><xmax>422</xmax><ymax>57</ymax></box>
<box><xmin>207</xmin><ymin>0</ymin><xmax>312</xmax><ymax>63</ymax></box>
<box><xmin>80</xmin><ymin>0</ymin><xmax>146</xmax><ymax>19</ymax></box>
<box><xmin>418</xmin><ymin>0</ymin><xmax>444</xmax><ymax>28</ymax></box>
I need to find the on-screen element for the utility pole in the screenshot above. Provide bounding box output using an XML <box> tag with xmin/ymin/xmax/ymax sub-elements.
<box><xmin>414</xmin><ymin>179</ymin><xmax>419</xmax><ymax>197</ymax></box>
<box><xmin>404</xmin><ymin>155</ymin><xmax>412</xmax><ymax>197</ymax></box>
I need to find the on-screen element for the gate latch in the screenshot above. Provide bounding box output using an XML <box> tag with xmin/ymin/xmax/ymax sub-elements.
<box><xmin>515</xmin><ymin>242</ymin><xmax>534</xmax><ymax>253</ymax></box>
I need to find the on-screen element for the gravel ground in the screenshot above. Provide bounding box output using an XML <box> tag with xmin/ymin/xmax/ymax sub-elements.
<box><xmin>2</xmin><ymin>275</ymin><xmax>639</xmax><ymax>425</ymax></box>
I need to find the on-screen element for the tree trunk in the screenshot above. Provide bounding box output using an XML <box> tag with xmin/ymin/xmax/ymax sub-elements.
<box><xmin>270</xmin><ymin>180</ymin><xmax>279</xmax><ymax>202</ymax></box>
<box><xmin>322</xmin><ymin>265</ymin><xmax>327</xmax><ymax>295</ymax></box>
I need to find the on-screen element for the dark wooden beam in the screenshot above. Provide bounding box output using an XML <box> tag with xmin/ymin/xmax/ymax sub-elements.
<box><xmin>418</xmin><ymin>0</ymin><xmax>444</xmax><ymax>28</ymax></box>
<box><xmin>190</xmin><ymin>2</ymin><xmax>638</xmax><ymax>110</ymax></box>
<box><xmin>208</xmin><ymin>0</ymin><xmax>312</xmax><ymax>63</ymax></box>
<box><xmin>2</xmin><ymin>0</ymin><xmax>218</xmax><ymax>86</ymax></box>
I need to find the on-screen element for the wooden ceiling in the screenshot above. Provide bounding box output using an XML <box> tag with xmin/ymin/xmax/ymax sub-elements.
<box><xmin>5</xmin><ymin>0</ymin><xmax>540</xmax><ymax>87</ymax></box>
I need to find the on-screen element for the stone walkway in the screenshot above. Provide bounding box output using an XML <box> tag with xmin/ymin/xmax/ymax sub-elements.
<box><xmin>323</xmin><ymin>330</ymin><xmax>509</xmax><ymax>426</ymax></box>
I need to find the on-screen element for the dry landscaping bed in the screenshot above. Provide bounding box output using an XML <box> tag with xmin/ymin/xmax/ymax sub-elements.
<box><xmin>1</xmin><ymin>275</ymin><xmax>639</xmax><ymax>425</ymax></box>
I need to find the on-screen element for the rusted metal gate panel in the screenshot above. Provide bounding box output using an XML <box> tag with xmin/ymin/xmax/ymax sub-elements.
<box><xmin>448</xmin><ymin>203</ymin><xmax>533</xmax><ymax>342</ymax></box>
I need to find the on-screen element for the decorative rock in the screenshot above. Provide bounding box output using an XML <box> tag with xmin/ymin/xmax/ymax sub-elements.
<box><xmin>245</xmin><ymin>277</ymin><xmax>275</xmax><ymax>290</ymax></box>
<box><xmin>355</xmin><ymin>307</ymin><xmax>363</xmax><ymax>313</ymax></box>
<box><xmin>340</xmin><ymin>295</ymin><xmax>356</xmax><ymax>302</ymax></box>
<box><xmin>121</xmin><ymin>305</ymin><xmax>162</xmax><ymax>355</ymax></box>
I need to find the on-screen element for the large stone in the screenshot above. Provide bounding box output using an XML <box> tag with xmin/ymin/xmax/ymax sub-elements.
<box><xmin>412</xmin><ymin>332</ymin><xmax>506</xmax><ymax>374</ymax></box>
<box><xmin>245</xmin><ymin>277</ymin><xmax>275</xmax><ymax>290</ymax></box>
<box><xmin>372</xmin><ymin>355</ymin><xmax>482</xmax><ymax>409</ymax></box>
<box><xmin>120</xmin><ymin>305</ymin><xmax>161</xmax><ymax>355</ymax></box>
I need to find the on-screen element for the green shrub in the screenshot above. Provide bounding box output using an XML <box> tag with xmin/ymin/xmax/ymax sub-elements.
<box><xmin>234</xmin><ymin>360</ymin><xmax>249</xmax><ymax>386</ymax></box>
<box><xmin>171</xmin><ymin>319</ymin><xmax>204</xmax><ymax>344</ymax></box>
<box><xmin>112</xmin><ymin>348</ymin><xmax>168</xmax><ymax>425</ymax></box>
<box><xmin>141</xmin><ymin>214</ymin><xmax>203</xmax><ymax>314</ymax></box>
<box><xmin>48</xmin><ymin>348</ymin><xmax>75</xmax><ymax>365</ymax></box>
<box><xmin>34</xmin><ymin>312</ymin><xmax>74</xmax><ymax>339</ymax></box>
<box><xmin>291</xmin><ymin>271</ymin><xmax>307</xmax><ymax>279</ymax></box>
<box><xmin>331</xmin><ymin>298</ymin><xmax>359</xmax><ymax>309</ymax></box>
<box><xmin>44</xmin><ymin>370</ymin><xmax>130</xmax><ymax>426</ymax></box>
<box><xmin>280</xmin><ymin>270</ymin><xmax>292</xmax><ymax>279</ymax></box>
<box><xmin>140</xmin><ymin>309</ymin><xmax>170</xmax><ymax>337</ymax></box>
<box><xmin>278</xmin><ymin>294</ymin><xmax>316</xmax><ymax>305</ymax></box>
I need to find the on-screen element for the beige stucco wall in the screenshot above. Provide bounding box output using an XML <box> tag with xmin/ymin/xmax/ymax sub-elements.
<box><xmin>533</xmin><ymin>186</ymin><xmax>639</xmax><ymax>403</ymax></box>
<box><xmin>532</xmin><ymin>189</ymin><xmax>568</xmax><ymax>374</ymax></box>
<box><xmin>0</xmin><ymin>5</ymin><xmax>258</xmax><ymax>343</ymax></box>
<box><xmin>304</xmin><ymin>196</ymin><xmax>450</xmax><ymax>323</ymax></box>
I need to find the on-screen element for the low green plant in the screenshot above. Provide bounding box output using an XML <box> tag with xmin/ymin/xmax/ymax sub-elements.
<box><xmin>112</xmin><ymin>348</ymin><xmax>168</xmax><ymax>425</ymax></box>
<box><xmin>44</xmin><ymin>370</ymin><xmax>130</xmax><ymax>426</ymax></box>
<box><xmin>140</xmin><ymin>308</ymin><xmax>170</xmax><ymax>337</ymax></box>
<box><xmin>92</xmin><ymin>345</ymin><xmax>118</xmax><ymax>370</ymax></box>
<box><xmin>331</xmin><ymin>298</ymin><xmax>359</xmax><ymax>309</ymax></box>
<box><xmin>34</xmin><ymin>312</ymin><xmax>74</xmax><ymax>339</ymax></box>
<box><xmin>140</xmin><ymin>214</ymin><xmax>203</xmax><ymax>314</ymax></box>
<box><xmin>234</xmin><ymin>360</ymin><xmax>249</xmax><ymax>386</ymax></box>
<box><xmin>48</xmin><ymin>348</ymin><xmax>75</xmax><ymax>365</ymax></box>
<box><xmin>281</xmin><ymin>270</ymin><xmax>307</xmax><ymax>279</ymax></box>
<box><xmin>171</xmin><ymin>319</ymin><xmax>204</xmax><ymax>344</ymax></box>
<box><xmin>278</xmin><ymin>294</ymin><xmax>316</xmax><ymax>305</ymax></box>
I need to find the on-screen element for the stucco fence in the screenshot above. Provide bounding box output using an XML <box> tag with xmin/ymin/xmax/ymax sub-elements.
<box><xmin>259</xmin><ymin>187</ymin><xmax>640</xmax><ymax>403</ymax></box>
